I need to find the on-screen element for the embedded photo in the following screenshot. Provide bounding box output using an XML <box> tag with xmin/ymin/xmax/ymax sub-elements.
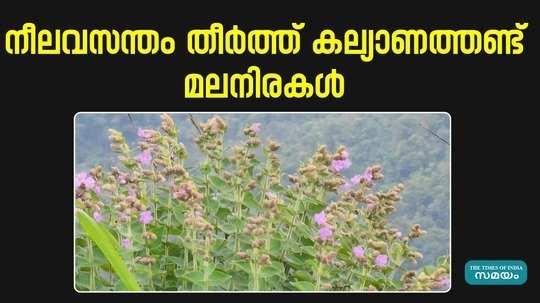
<box><xmin>74</xmin><ymin>113</ymin><xmax>450</xmax><ymax>292</ymax></box>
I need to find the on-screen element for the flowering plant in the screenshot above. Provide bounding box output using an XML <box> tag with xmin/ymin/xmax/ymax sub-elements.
<box><xmin>75</xmin><ymin>114</ymin><xmax>449</xmax><ymax>291</ymax></box>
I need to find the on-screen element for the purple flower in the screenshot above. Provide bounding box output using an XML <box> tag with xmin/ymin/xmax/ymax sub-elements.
<box><xmin>75</xmin><ymin>172</ymin><xmax>96</xmax><ymax>190</ymax></box>
<box><xmin>353</xmin><ymin>246</ymin><xmax>365</xmax><ymax>258</ymax></box>
<box><xmin>360</xmin><ymin>168</ymin><xmax>373</xmax><ymax>185</ymax></box>
<box><xmin>331</xmin><ymin>159</ymin><xmax>352</xmax><ymax>172</ymax></box>
<box><xmin>94</xmin><ymin>185</ymin><xmax>101</xmax><ymax>195</ymax></box>
<box><xmin>350</xmin><ymin>175</ymin><xmax>362</xmax><ymax>185</ymax></box>
<box><xmin>93</xmin><ymin>211</ymin><xmax>104</xmax><ymax>222</ymax></box>
<box><xmin>85</xmin><ymin>177</ymin><xmax>96</xmax><ymax>189</ymax></box>
<box><xmin>118</xmin><ymin>174</ymin><xmax>128</xmax><ymax>185</ymax></box>
<box><xmin>137</xmin><ymin>128</ymin><xmax>152</xmax><ymax>139</ymax></box>
<box><xmin>375</xmin><ymin>254</ymin><xmax>389</xmax><ymax>267</ymax></box>
<box><xmin>314</xmin><ymin>211</ymin><xmax>327</xmax><ymax>225</ymax></box>
<box><xmin>139</xmin><ymin>210</ymin><xmax>153</xmax><ymax>225</ymax></box>
<box><xmin>128</xmin><ymin>187</ymin><xmax>137</xmax><ymax>197</ymax></box>
<box><xmin>121</xmin><ymin>238</ymin><xmax>132</xmax><ymax>249</ymax></box>
<box><xmin>75</xmin><ymin>172</ymin><xmax>87</xmax><ymax>188</ymax></box>
<box><xmin>437</xmin><ymin>276</ymin><xmax>450</xmax><ymax>289</ymax></box>
<box><xmin>136</xmin><ymin>149</ymin><xmax>152</xmax><ymax>166</ymax></box>
<box><xmin>250</xmin><ymin>123</ymin><xmax>261</xmax><ymax>134</ymax></box>
<box><xmin>119</xmin><ymin>213</ymin><xmax>130</xmax><ymax>222</ymax></box>
<box><xmin>339</xmin><ymin>182</ymin><xmax>352</xmax><ymax>192</ymax></box>
<box><xmin>319</xmin><ymin>227</ymin><xmax>333</xmax><ymax>241</ymax></box>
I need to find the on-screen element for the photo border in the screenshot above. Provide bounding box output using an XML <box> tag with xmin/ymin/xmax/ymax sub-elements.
<box><xmin>73</xmin><ymin>112</ymin><xmax>452</xmax><ymax>293</ymax></box>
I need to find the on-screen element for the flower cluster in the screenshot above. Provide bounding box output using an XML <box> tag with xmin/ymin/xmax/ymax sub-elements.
<box><xmin>330</xmin><ymin>146</ymin><xmax>352</xmax><ymax>172</ymax></box>
<box><xmin>196</xmin><ymin>116</ymin><xmax>227</xmax><ymax>162</ymax></box>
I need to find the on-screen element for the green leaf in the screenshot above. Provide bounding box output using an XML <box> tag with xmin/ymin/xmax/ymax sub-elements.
<box><xmin>436</xmin><ymin>255</ymin><xmax>449</xmax><ymax>267</ymax></box>
<box><xmin>270</xmin><ymin>184</ymin><xmax>287</xmax><ymax>193</ymax></box>
<box><xmin>390</xmin><ymin>243</ymin><xmax>404</xmax><ymax>265</ymax></box>
<box><xmin>205</xmin><ymin>263</ymin><xmax>217</xmax><ymax>276</ymax></box>
<box><xmin>294</xmin><ymin>222</ymin><xmax>312</xmax><ymax>239</ymax></box>
<box><xmin>181</xmin><ymin>271</ymin><xmax>204</xmax><ymax>283</ymax></box>
<box><xmin>218</xmin><ymin>222</ymin><xmax>237</xmax><ymax>234</ymax></box>
<box><xmin>284</xmin><ymin>254</ymin><xmax>305</xmax><ymax>268</ymax></box>
<box><xmin>205</xmin><ymin>197</ymin><xmax>219</xmax><ymax>214</ymax></box>
<box><xmin>209</xmin><ymin>176</ymin><xmax>227</xmax><ymax>191</ymax></box>
<box><xmin>306</xmin><ymin>197</ymin><xmax>325</xmax><ymax>213</ymax></box>
<box><xmin>209</xmin><ymin>270</ymin><xmax>232</xmax><ymax>285</ymax></box>
<box><xmin>215</xmin><ymin>207</ymin><xmax>232</xmax><ymax>222</ymax></box>
<box><xmin>423</xmin><ymin>265</ymin><xmax>437</xmax><ymax>275</ymax></box>
<box><xmin>270</xmin><ymin>237</ymin><xmax>283</xmax><ymax>255</ymax></box>
<box><xmin>260</xmin><ymin>262</ymin><xmax>284</xmax><ymax>278</ymax></box>
<box><xmin>200</xmin><ymin>161</ymin><xmax>211</xmax><ymax>174</ymax></box>
<box><xmin>167</xmin><ymin>256</ymin><xmax>185</xmax><ymax>267</ymax></box>
<box><xmin>293</xmin><ymin>270</ymin><xmax>312</xmax><ymax>282</ymax></box>
<box><xmin>76</xmin><ymin>210</ymin><xmax>141</xmax><ymax>291</ymax></box>
<box><xmin>291</xmin><ymin>281</ymin><xmax>315</xmax><ymax>291</ymax></box>
<box><xmin>180</xmin><ymin>268</ymin><xmax>231</xmax><ymax>287</ymax></box>
<box><xmin>243</xmin><ymin>191</ymin><xmax>261</xmax><ymax>210</ymax></box>
<box><xmin>234</xmin><ymin>261</ymin><xmax>251</xmax><ymax>273</ymax></box>
<box><xmin>301</xmin><ymin>246</ymin><xmax>316</xmax><ymax>257</ymax></box>
<box><xmin>277</xmin><ymin>205</ymin><xmax>294</xmax><ymax>224</ymax></box>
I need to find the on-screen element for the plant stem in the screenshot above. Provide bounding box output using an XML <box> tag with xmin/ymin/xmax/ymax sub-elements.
<box><xmin>260</xmin><ymin>160</ymin><xmax>273</xmax><ymax>252</ymax></box>
<box><xmin>87</xmin><ymin>236</ymin><xmax>96</xmax><ymax>290</ymax></box>
<box><xmin>280</xmin><ymin>193</ymin><xmax>302</xmax><ymax>259</ymax></box>
<box><xmin>345</xmin><ymin>270</ymin><xmax>354</xmax><ymax>290</ymax></box>
<box><xmin>151</xmin><ymin>175</ymin><xmax>158</xmax><ymax>227</ymax></box>
<box><xmin>182</xmin><ymin>246</ymin><xmax>189</xmax><ymax>289</ymax></box>
<box><xmin>234</xmin><ymin>184</ymin><xmax>243</xmax><ymax>254</ymax></box>
<box><xmin>109</xmin><ymin>263</ymin><xmax>113</xmax><ymax>287</ymax></box>
<box><xmin>250</xmin><ymin>260</ymin><xmax>260</xmax><ymax>291</ymax></box>
<box><xmin>161</xmin><ymin>181</ymin><xmax>173</xmax><ymax>289</ymax></box>
<box><xmin>202</xmin><ymin>236</ymin><xmax>210</xmax><ymax>291</ymax></box>
<box><xmin>253</xmin><ymin>263</ymin><xmax>260</xmax><ymax>291</ymax></box>
<box><xmin>215</xmin><ymin>135</ymin><xmax>224</xmax><ymax>174</ymax></box>
<box><xmin>315</xmin><ymin>261</ymin><xmax>323</xmax><ymax>291</ymax></box>
<box><xmin>360</xmin><ymin>266</ymin><xmax>369</xmax><ymax>290</ymax></box>
<box><xmin>192</xmin><ymin>229</ymin><xmax>198</xmax><ymax>271</ymax></box>
<box><xmin>143</xmin><ymin>224</ymin><xmax>155</xmax><ymax>291</ymax></box>
<box><xmin>127</xmin><ymin>222</ymin><xmax>134</xmax><ymax>268</ymax></box>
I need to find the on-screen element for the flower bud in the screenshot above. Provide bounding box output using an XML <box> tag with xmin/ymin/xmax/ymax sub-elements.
<box><xmin>258</xmin><ymin>254</ymin><xmax>271</xmax><ymax>265</ymax></box>
<box><xmin>160</xmin><ymin>113</ymin><xmax>176</xmax><ymax>136</ymax></box>
<box><xmin>321</xmin><ymin>283</ymin><xmax>332</xmax><ymax>290</ymax></box>
<box><xmin>247</xmin><ymin>137</ymin><xmax>261</xmax><ymax>148</ymax></box>
<box><xmin>288</xmin><ymin>175</ymin><xmax>299</xmax><ymax>183</ymax></box>
<box><xmin>237</xmin><ymin>251</ymin><xmax>249</xmax><ymax>259</ymax></box>
<box><xmin>267</xmin><ymin>140</ymin><xmax>281</xmax><ymax>152</ymax></box>
<box><xmin>408</xmin><ymin>251</ymin><xmax>424</xmax><ymax>260</ymax></box>
<box><xmin>251</xmin><ymin>239</ymin><xmax>265</xmax><ymax>248</ymax></box>
<box><xmin>142</xmin><ymin>231</ymin><xmax>157</xmax><ymax>241</ymax></box>
<box><xmin>417</xmin><ymin>272</ymin><xmax>430</xmax><ymax>282</ymax></box>
<box><xmin>102</xmin><ymin>183</ymin><xmax>116</xmax><ymax>192</ymax></box>
<box><xmin>371</xmin><ymin>164</ymin><xmax>382</xmax><ymax>173</ymax></box>
<box><xmin>135</xmin><ymin>256</ymin><xmax>157</xmax><ymax>265</ymax></box>
<box><xmin>253</xmin><ymin>227</ymin><xmax>265</xmax><ymax>236</ymax></box>
<box><xmin>403</xmin><ymin>271</ymin><xmax>416</xmax><ymax>282</ymax></box>
<box><xmin>108</xmin><ymin>129</ymin><xmax>124</xmax><ymax>143</ymax></box>
<box><xmin>246</xmin><ymin>180</ymin><xmax>257</xmax><ymax>191</ymax></box>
